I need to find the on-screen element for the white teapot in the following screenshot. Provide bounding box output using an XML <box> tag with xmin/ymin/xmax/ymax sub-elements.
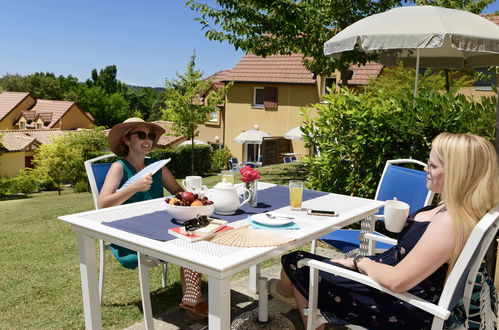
<box><xmin>210</xmin><ymin>179</ymin><xmax>250</xmax><ymax>215</ymax></box>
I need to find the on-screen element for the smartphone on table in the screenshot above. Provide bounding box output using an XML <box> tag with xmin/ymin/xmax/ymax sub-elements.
<box><xmin>307</xmin><ymin>209</ymin><xmax>339</xmax><ymax>217</ymax></box>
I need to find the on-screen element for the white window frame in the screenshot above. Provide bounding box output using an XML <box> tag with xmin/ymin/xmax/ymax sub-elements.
<box><xmin>253</xmin><ymin>87</ymin><xmax>264</xmax><ymax>108</ymax></box>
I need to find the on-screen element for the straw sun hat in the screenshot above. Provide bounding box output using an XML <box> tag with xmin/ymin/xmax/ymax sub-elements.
<box><xmin>108</xmin><ymin>118</ymin><xmax>165</xmax><ymax>157</ymax></box>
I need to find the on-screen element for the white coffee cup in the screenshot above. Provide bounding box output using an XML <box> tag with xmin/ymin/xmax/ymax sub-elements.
<box><xmin>384</xmin><ymin>200</ymin><xmax>410</xmax><ymax>233</ymax></box>
<box><xmin>181</xmin><ymin>176</ymin><xmax>208</xmax><ymax>196</ymax></box>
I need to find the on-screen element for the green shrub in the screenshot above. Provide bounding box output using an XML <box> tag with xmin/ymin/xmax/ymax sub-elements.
<box><xmin>12</xmin><ymin>168</ymin><xmax>41</xmax><ymax>195</ymax></box>
<box><xmin>149</xmin><ymin>144</ymin><xmax>213</xmax><ymax>177</ymax></box>
<box><xmin>73</xmin><ymin>179</ymin><xmax>89</xmax><ymax>193</ymax></box>
<box><xmin>0</xmin><ymin>176</ymin><xmax>13</xmax><ymax>195</ymax></box>
<box><xmin>211</xmin><ymin>147</ymin><xmax>232</xmax><ymax>171</ymax></box>
<box><xmin>302</xmin><ymin>86</ymin><xmax>496</xmax><ymax>199</ymax></box>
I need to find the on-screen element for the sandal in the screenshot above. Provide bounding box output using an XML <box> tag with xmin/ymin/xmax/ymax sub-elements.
<box><xmin>179</xmin><ymin>301</ymin><xmax>208</xmax><ymax>321</ymax></box>
<box><xmin>268</xmin><ymin>278</ymin><xmax>298</xmax><ymax>309</ymax></box>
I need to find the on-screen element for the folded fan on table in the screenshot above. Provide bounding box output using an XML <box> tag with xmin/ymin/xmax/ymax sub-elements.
<box><xmin>209</xmin><ymin>225</ymin><xmax>295</xmax><ymax>247</ymax></box>
<box><xmin>117</xmin><ymin>159</ymin><xmax>170</xmax><ymax>192</ymax></box>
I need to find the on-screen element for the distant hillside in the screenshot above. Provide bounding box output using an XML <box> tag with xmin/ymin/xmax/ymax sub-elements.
<box><xmin>127</xmin><ymin>84</ymin><xmax>165</xmax><ymax>92</ymax></box>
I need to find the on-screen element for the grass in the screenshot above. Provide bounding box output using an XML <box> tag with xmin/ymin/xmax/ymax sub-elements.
<box><xmin>0</xmin><ymin>162</ymin><xmax>308</xmax><ymax>329</ymax></box>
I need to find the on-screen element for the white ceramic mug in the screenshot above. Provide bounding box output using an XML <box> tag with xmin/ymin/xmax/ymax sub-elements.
<box><xmin>384</xmin><ymin>200</ymin><xmax>410</xmax><ymax>233</ymax></box>
<box><xmin>181</xmin><ymin>176</ymin><xmax>208</xmax><ymax>196</ymax></box>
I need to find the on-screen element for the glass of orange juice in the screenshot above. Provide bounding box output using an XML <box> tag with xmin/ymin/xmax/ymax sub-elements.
<box><xmin>289</xmin><ymin>180</ymin><xmax>303</xmax><ymax>211</ymax></box>
<box><xmin>221</xmin><ymin>170</ymin><xmax>235</xmax><ymax>184</ymax></box>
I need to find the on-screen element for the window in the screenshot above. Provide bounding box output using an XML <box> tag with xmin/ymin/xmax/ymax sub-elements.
<box><xmin>253</xmin><ymin>87</ymin><xmax>264</xmax><ymax>107</ymax></box>
<box><xmin>322</xmin><ymin>76</ymin><xmax>337</xmax><ymax>96</ymax></box>
<box><xmin>254</xmin><ymin>87</ymin><xmax>278</xmax><ymax>110</ymax></box>
<box><xmin>208</xmin><ymin>109</ymin><xmax>219</xmax><ymax>123</ymax></box>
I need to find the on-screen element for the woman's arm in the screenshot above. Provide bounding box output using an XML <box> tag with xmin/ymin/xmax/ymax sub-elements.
<box><xmin>98</xmin><ymin>162</ymin><xmax>153</xmax><ymax>208</ymax></box>
<box><xmin>356</xmin><ymin>212</ymin><xmax>454</xmax><ymax>293</ymax></box>
<box><xmin>161</xmin><ymin>166</ymin><xmax>184</xmax><ymax>195</ymax></box>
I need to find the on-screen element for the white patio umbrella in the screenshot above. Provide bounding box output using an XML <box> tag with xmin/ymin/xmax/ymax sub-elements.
<box><xmin>233</xmin><ymin>128</ymin><xmax>270</xmax><ymax>144</ymax></box>
<box><xmin>283</xmin><ymin>126</ymin><xmax>304</xmax><ymax>140</ymax></box>
<box><xmin>324</xmin><ymin>6</ymin><xmax>499</xmax><ymax>97</ymax></box>
<box><xmin>178</xmin><ymin>139</ymin><xmax>208</xmax><ymax>146</ymax></box>
<box><xmin>323</xmin><ymin>5</ymin><xmax>499</xmax><ymax>147</ymax></box>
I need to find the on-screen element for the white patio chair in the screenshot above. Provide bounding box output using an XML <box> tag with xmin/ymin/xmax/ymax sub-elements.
<box><xmin>298</xmin><ymin>203</ymin><xmax>499</xmax><ymax>330</ymax></box>
<box><xmin>84</xmin><ymin>153</ymin><xmax>167</xmax><ymax>305</ymax></box>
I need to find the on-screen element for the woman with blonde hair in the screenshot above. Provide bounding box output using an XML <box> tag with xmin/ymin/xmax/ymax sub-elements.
<box><xmin>99</xmin><ymin>118</ymin><xmax>208</xmax><ymax>320</ymax></box>
<box><xmin>269</xmin><ymin>132</ymin><xmax>498</xmax><ymax>329</ymax></box>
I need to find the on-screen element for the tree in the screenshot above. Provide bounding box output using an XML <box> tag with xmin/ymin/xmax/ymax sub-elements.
<box><xmin>162</xmin><ymin>52</ymin><xmax>230</xmax><ymax>174</ymax></box>
<box><xmin>33</xmin><ymin>128</ymin><xmax>107</xmax><ymax>194</ymax></box>
<box><xmin>187</xmin><ymin>0</ymin><xmax>402</xmax><ymax>82</ymax></box>
<box><xmin>414</xmin><ymin>0</ymin><xmax>493</xmax><ymax>13</ymax></box>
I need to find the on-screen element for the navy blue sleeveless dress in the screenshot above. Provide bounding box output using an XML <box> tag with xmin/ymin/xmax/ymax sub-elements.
<box><xmin>282</xmin><ymin>205</ymin><xmax>447</xmax><ymax>329</ymax></box>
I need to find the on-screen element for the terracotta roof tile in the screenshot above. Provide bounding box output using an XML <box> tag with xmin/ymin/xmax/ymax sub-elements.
<box><xmin>29</xmin><ymin>99</ymin><xmax>75</xmax><ymax>128</ymax></box>
<box><xmin>224</xmin><ymin>54</ymin><xmax>315</xmax><ymax>84</ymax></box>
<box><xmin>483</xmin><ymin>14</ymin><xmax>499</xmax><ymax>25</ymax></box>
<box><xmin>0</xmin><ymin>129</ymin><xmax>65</xmax><ymax>151</ymax></box>
<box><xmin>0</xmin><ymin>92</ymin><xmax>33</xmax><ymax>121</ymax></box>
<box><xmin>338</xmin><ymin>62</ymin><xmax>384</xmax><ymax>85</ymax></box>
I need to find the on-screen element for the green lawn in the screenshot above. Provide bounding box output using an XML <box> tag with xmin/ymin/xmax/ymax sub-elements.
<box><xmin>0</xmin><ymin>162</ymin><xmax>308</xmax><ymax>329</ymax></box>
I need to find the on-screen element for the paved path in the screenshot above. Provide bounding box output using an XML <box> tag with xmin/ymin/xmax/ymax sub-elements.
<box><xmin>125</xmin><ymin>247</ymin><xmax>345</xmax><ymax>330</ymax></box>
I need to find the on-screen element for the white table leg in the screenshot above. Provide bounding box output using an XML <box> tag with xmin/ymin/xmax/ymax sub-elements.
<box><xmin>208</xmin><ymin>276</ymin><xmax>231</xmax><ymax>330</ymax></box>
<box><xmin>138</xmin><ymin>253</ymin><xmax>154</xmax><ymax>330</ymax></box>
<box><xmin>249</xmin><ymin>264</ymin><xmax>260</xmax><ymax>293</ymax></box>
<box><xmin>77</xmin><ymin>233</ymin><xmax>102</xmax><ymax>330</ymax></box>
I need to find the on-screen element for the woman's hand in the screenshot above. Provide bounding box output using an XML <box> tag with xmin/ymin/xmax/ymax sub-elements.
<box><xmin>331</xmin><ymin>257</ymin><xmax>356</xmax><ymax>270</ymax></box>
<box><xmin>133</xmin><ymin>173</ymin><xmax>153</xmax><ymax>192</ymax></box>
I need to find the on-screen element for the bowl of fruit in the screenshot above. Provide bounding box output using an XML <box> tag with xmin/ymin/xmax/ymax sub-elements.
<box><xmin>164</xmin><ymin>191</ymin><xmax>215</xmax><ymax>222</ymax></box>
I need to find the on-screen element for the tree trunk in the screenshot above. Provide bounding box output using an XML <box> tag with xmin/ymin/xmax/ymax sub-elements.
<box><xmin>444</xmin><ymin>69</ymin><xmax>450</xmax><ymax>92</ymax></box>
<box><xmin>190</xmin><ymin>138</ymin><xmax>195</xmax><ymax>175</ymax></box>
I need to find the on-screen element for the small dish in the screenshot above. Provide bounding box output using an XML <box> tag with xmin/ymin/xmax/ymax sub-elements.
<box><xmin>250</xmin><ymin>213</ymin><xmax>294</xmax><ymax>226</ymax></box>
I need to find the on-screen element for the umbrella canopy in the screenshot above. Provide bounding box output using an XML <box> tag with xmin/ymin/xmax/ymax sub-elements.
<box><xmin>324</xmin><ymin>6</ymin><xmax>499</xmax><ymax>69</ymax></box>
<box><xmin>233</xmin><ymin>129</ymin><xmax>270</xmax><ymax>144</ymax></box>
<box><xmin>178</xmin><ymin>139</ymin><xmax>208</xmax><ymax>146</ymax></box>
<box><xmin>283</xmin><ymin>126</ymin><xmax>304</xmax><ymax>140</ymax></box>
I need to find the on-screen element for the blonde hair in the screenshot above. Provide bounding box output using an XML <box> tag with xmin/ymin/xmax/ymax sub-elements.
<box><xmin>432</xmin><ymin>133</ymin><xmax>499</xmax><ymax>273</ymax></box>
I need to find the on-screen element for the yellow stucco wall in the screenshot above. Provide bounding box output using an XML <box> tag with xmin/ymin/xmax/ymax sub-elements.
<box><xmin>195</xmin><ymin>109</ymin><xmax>225</xmax><ymax>145</ymax></box>
<box><xmin>0</xmin><ymin>151</ymin><xmax>33</xmax><ymax>177</ymax></box>
<box><xmin>53</xmin><ymin>105</ymin><xmax>95</xmax><ymax>130</ymax></box>
<box><xmin>0</xmin><ymin>96</ymin><xmax>36</xmax><ymax>130</ymax></box>
<box><xmin>224</xmin><ymin>83</ymin><xmax>319</xmax><ymax>161</ymax></box>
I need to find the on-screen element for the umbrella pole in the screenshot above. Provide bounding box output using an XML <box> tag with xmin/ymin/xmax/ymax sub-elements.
<box><xmin>413</xmin><ymin>49</ymin><xmax>420</xmax><ymax>107</ymax></box>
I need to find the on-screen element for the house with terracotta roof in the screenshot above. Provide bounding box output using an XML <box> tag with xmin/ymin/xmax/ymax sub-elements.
<box><xmin>198</xmin><ymin>53</ymin><xmax>382</xmax><ymax>164</ymax></box>
<box><xmin>0</xmin><ymin>129</ymin><xmax>66</xmax><ymax>177</ymax></box>
<box><xmin>0</xmin><ymin>91</ymin><xmax>95</xmax><ymax>130</ymax></box>
<box><xmin>0</xmin><ymin>91</ymin><xmax>97</xmax><ymax>177</ymax></box>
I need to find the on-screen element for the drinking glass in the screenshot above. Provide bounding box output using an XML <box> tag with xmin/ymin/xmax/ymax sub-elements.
<box><xmin>289</xmin><ymin>180</ymin><xmax>304</xmax><ymax>211</ymax></box>
<box><xmin>221</xmin><ymin>170</ymin><xmax>235</xmax><ymax>184</ymax></box>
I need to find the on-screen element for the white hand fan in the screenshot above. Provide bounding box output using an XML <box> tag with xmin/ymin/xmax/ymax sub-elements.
<box><xmin>209</xmin><ymin>225</ymin><xmax>295</xmax><ymax>247</ymax></box>
<box><xmin>117</xmin><ymin>158</ymin><xmax>170</xmax><ymax>192</ymax></box>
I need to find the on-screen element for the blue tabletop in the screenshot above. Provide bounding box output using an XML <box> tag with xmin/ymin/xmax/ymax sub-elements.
<box><xmin>103</xmin><ymin>185</ymin><xmax>327</xmax><ymax>241</ymax></box>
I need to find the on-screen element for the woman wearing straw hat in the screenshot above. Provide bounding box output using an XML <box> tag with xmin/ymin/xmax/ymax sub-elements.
<box><xmin>99</xmin><ymin>118</ymin><xmax>208</xmax><ymax>320</ymax></box>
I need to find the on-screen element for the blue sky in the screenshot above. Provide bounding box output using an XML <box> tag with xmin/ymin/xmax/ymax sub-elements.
<box><xmin>1</xmin><ymin>1</ymin><xmax>498</xmax><ymax>88</ymax></box>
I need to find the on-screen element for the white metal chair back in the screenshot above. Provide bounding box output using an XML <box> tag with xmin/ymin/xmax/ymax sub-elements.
<box><xmin>84</xmin><ymin>153</ymin><xmax>167</xmax><ymax>306</ymax></box>
<box><xmin>302</xmin><ymin>203</ymin><xmax>499</xmax><ymax>330</ymax></box>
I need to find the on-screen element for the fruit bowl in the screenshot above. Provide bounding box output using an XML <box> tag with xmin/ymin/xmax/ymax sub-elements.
<box><xmin>164</xmin><ymin>191</ymin><xmax>215</xmax><ymax>222</ymax></box>
<box><xmin>164</xmin><ymin>203</ymin><xmax>215</xmax><ymax>222</ymax></box>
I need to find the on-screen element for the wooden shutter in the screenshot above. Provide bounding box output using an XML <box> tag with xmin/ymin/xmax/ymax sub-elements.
<box><xmin>264</xmin><ymin>87</ymin><xmax>278</xmax><ymax>110</ymax></box>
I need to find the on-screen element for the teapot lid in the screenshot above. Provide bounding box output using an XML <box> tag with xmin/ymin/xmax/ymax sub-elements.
<box><xmin>214</xmin><ymin>178</ymin><xmax>235</xmax><ymax>189</ymax></box>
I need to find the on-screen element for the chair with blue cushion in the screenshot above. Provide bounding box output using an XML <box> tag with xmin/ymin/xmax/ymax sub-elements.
<box><xmin>311</xmin><ymin>159</ymin><xmax>434</xmax><ymax>256</ymax></box>
<box><xmin>229</xmin><ymin>157</ymin><xmax>242</xmax><ymax>171</ymax></box>
<box><xmin>290</xmin><ymin>155</ymin><xmax>297</xmax><ymax>162</ymax></box>
<box><xmin>283</xmin><ymin>157</ymin><xmax>292</xmax><ymax>163</ymax></box>
<box><xmin>301</xmin><ymin>203</ymin><xmax>499</xmax><ymax>330</ymax></box>
<box><xmin>84</xmin><ymin>153</ymin><xmax>167</xmax><ymax>305</ymax></box>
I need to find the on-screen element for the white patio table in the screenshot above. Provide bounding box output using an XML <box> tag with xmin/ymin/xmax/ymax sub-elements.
<box><xmin>58</xmin><ymin>182</ymin><xmax>383</xmax><ymax>330</ymax></box>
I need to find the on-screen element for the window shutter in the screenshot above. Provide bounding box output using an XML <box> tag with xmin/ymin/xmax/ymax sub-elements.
<box><xmin>264</xmin><ymin>87</ymin><xmax>278</xmax><ymax>110</ymax></box>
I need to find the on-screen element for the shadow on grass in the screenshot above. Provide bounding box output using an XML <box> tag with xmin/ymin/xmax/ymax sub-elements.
<box><xmin>0</xmin><ymin>194</ymin><xmax>30</xmax><ymax>201</ymax></box>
